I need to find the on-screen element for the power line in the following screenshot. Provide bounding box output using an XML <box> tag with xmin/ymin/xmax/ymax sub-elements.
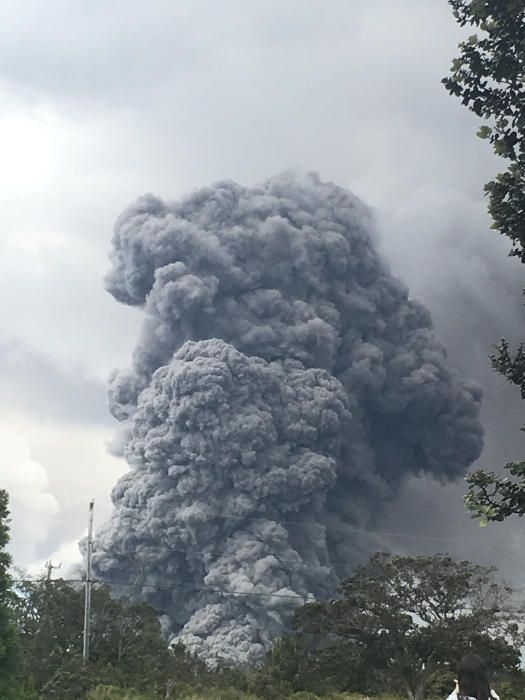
<box><xmin>11</xmin><ymin>576</ymin><xmax>305</xmax><ymax>601</ymax></box>
<box><xmin>10</xmin><ymin>520</ymin><xmax>521</xmax><ymax>577</ymax></box>
<box><xmin>8</xmin><ymin>494</ymin><xmax>508</xmax><ymax>545</ymax></box>
<box><xmin>11</xmin><ymin>575</ymin><xmax>525</xmax><ymax>614</ymax></box>
<box><xmin>111</xmin><ymin>507</ymin><xmax>502</xmax><ymax>545</ymax></box>
<box><xmin>100</xmin><ymin>577</ymin><xmax>307</xmax><ymax>601</ymax></box>
<box><xmin>11</xmin><ymin>495</ymin><xmax>92</xmax><ymax>503</ymax></box>
<box><xmin>13</xmin><ymin>535</ymin><xmax>517</xmax><ymax>577</ymax></box>
<box><xmin>8</xmin><ymin>540</ymin><xmax>394</xmax><ymax>571</ymax></box>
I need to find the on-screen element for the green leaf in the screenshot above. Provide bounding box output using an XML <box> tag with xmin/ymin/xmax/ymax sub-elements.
<box><xmin>477</xmin><ymin>125</ymin><xmax>492</xmax><ymax>139</ymax></box>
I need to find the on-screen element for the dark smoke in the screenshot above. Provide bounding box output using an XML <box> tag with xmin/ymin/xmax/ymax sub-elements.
<box><xmin>92</xmin><ymin>171</ymin><xmax>483</xmax><ymax>663</ymax></box>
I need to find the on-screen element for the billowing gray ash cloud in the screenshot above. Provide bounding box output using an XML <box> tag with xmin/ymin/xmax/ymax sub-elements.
<box><xmin>92</xmin><ymin>171</ymin><xmax>484</xmax><ymax>663</ymax></box>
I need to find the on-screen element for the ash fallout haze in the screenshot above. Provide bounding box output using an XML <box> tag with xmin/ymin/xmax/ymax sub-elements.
<box><xmin>93</xmin><ymin>172</ymin><xmax>483</xmax><ymax>662</ymax></box>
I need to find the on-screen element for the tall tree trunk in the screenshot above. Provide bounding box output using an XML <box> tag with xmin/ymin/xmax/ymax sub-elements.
<box><xmin>414</xmin><ymin>680</ymin><xmax>427</xmax><ymax>700</ymax></box>
<box><xmin>404</xmin><ymin>679</ymin><xmax>416</xmax><ymax>700</ymax></box>
<box><xmin>403</xmin><ymin>673</ymin><xmax>428</xmax><ymax>700</ymax></box>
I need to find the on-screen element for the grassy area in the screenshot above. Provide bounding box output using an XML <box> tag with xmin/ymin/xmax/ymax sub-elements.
<box><xmin>84</xmin><ymin>680</ymin><xmax>525</xmax><ymax>700</ymax></box>
<box><xmin>87</xmin><ymin>689</ymin><xmax>403</xmax><ymax>700</ymax></box>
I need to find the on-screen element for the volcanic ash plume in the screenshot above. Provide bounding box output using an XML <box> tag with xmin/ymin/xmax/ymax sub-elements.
<box><xmin>92</xmin><ymin>171</ymin><xmax>484</xmax><ymax>664</ymax></box>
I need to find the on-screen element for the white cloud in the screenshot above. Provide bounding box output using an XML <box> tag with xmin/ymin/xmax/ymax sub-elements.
<box><xmin>26</xmin><ymin>535</ymin><xmax>84</xmax><ymax>579</ymax></box>
<box><xmin>0</xmin><ymin>411</ymin><xmax>126</xmax><ymax>570</ymax></box>
<box><xmin>1</xmin><ymin>423</ymin><xmax>59</xmax><ymax>566</ymax></box>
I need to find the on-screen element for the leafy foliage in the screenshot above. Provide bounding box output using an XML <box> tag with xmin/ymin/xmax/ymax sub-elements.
<box><xmin>293</xmin><ymin>553</ymin><xmax>523</xmax><ymax>700</ymax></box>
<box><xmin>11</xmin><ymin>576</ymin><xmax>206</xmax><ymax>699</ymax></box>
<box><xmin>443</xmin><ymin>0</ymin><xmax>525</xmax><ymax>522</ymax></box>
<box><xmin>249</xmin><ymin>636</ymin><xmax>332</xmax><ymax>699</ymax></box>
<box><xmin>443</xmin><ymin>0</ymin><xmax>525</xmax><ymax>258</ymax></box>
<box><xmin>465</xmin><ymin>460</ymin><xmax>525</xmax><ymax>523</ymax></box>
<box><xmin>0</xmin><ymin>490</ymin><xmax>22</xmax><ymax>697</ymax></box>
<box><xmin>8</xmin><ymin>553</ymin><xmax>525</xmax><ymax>698</ymax></box>
<box><xmin>464</xmin><ymin>338</ymin><xmax>525</xmax><ymax>523</ymax></box>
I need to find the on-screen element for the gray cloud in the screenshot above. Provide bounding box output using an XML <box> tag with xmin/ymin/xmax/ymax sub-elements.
<box><xmin>379</xmin><ymin>188</ymin><xmax>525</xmax><ymax>466</ymax></box>
<box><xmin>92</xmin><ymin>172</ymin><xmax>483</xmax><ymax>662</ymax></box>
<box><xmin>374</xmin><ymin>186</ymin><xmax>525</xmax><ymax>587</ymax></box>
<box><xmin>0</xmin><ymin>339</ymin><xmax>109</xmax><ymax>426</ymax></box>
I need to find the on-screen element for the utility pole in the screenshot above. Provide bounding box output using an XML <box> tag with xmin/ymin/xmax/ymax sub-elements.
<box><xmin>82</xmin><ymin>499</ymin><xmax>94</xmax><ymax>665</ymax></box>
<box><xmin>44</xmin><ymin>560</ymin><xmax>61</xmax><ymax>580</ymax></box>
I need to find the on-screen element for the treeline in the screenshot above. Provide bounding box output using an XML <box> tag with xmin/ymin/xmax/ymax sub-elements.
<box><xmin>6</xmin><ymin>562</ymin><xmax>525</xmax><ymax>700</ymax></box>
<box><xmin>1</xmin><ymin>489</ymin><xmax>524</xmax><ymax>700</ymax></box>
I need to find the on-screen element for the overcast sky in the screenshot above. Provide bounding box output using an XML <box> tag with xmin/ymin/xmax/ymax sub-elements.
<box><xmin>1</xmin><ymin>0</ymin><xmax>524</xmax><ymax>582</ymax></box>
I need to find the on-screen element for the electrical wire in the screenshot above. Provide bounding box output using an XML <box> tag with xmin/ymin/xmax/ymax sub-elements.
<box><xmin>9</xmin><ymin>536</ymin><xmax>510</xmax><ymax>577</ymax></box>
<box><xmin>8</xmin><ymin>495</ymin><xmax>505</xmax><ymax>544</ymax></box>
<box><xmin>11</xmin><ymin>575</ymin><xmax>525</xmax><ymax>615</ymax></box>
<box><xmin>11</xmin><ymin>576</ymin><xmax>306</xmax><ymax>601</ymax></box>
<box><xmin>107</xmin><ymin>507</ymin><xmax>501</xmax><ymax>544</ymax></box>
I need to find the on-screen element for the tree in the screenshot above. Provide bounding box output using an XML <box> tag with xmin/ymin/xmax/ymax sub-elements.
<box><xmin>250</xmin><ymin>635</ymin><xmax>327</xmax><ymax>699</ymax></box>
<box><xmin>0</xmin><ymin>490</ymin><xmax>22</xmax><ymax>697</ymax></box>
<box><xmin>465</xmin><ymin>458</ymin><xmax>525</xmax><ymax>523</ymax></box>
<box><xmin>88</xmin><ymin>586</ymin><xmax>173</xmax><ymax>689</ymax></box>
<box><xmin>13</xmin><ymin>576</ymin><xmax>85</xmax><ymax>691</ymax></box>
<box><xmin>293</xmin><ymin>553</ymin><xmax>523</xmax><ymax>700</ymax></box>
<box><xmin>443</xmin><ymin>0</ymin><xmax>525</xmax><ymax>522</ymax></box>
<box><xmin>12</xmin><ymin>575</ymin><xmax>205</xmax><ymax>698</ymax></box>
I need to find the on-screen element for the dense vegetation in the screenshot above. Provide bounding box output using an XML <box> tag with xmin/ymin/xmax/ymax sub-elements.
<box><xmin>0</xmin><ymin>490</ymin><xmax>523</xmax><ymax>698</ymax></box>
<box><xmin>0</xmin><ymin>489</ymin><xmax>21</xmax><ymax>698</ymax></box>
<box><xmin>443</xmin><ymin>0</ymin><xmax>525</xmax><ymax>522</ymax></box>
<box><xmin>2</xmin><ymin>548</ymin><xmax>524</xmax><ymax>699</ymax></box>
